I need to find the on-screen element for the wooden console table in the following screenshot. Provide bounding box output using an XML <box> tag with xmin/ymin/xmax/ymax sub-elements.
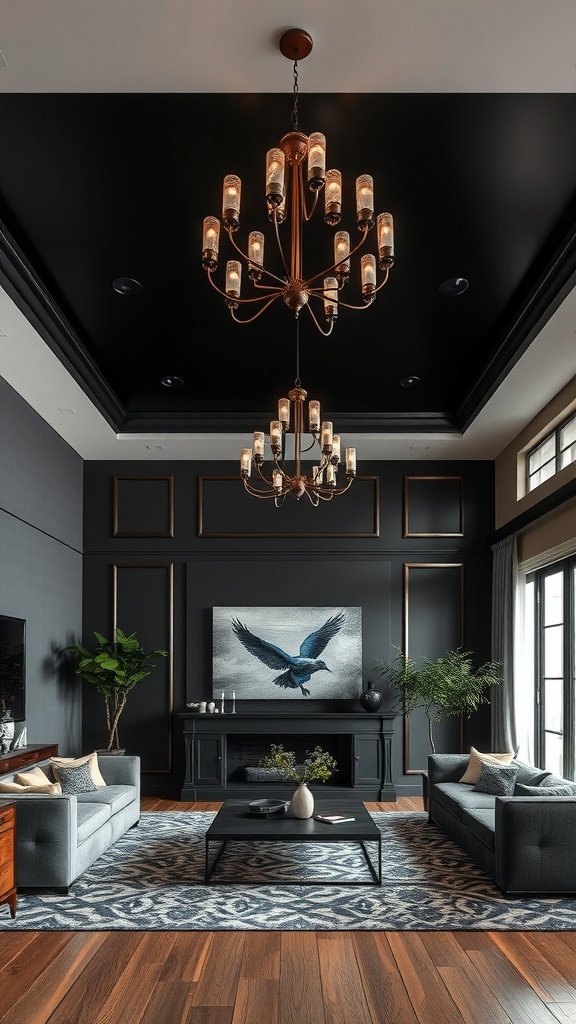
<box><xmin>0</xmin><ymin>743</ymin><xmax>59</xmax><ymax>777</ymax></box>
<box><xmin>180</xmin><ymin>713</ymin><xmax>395</xmax><ymax>802</ymax></box>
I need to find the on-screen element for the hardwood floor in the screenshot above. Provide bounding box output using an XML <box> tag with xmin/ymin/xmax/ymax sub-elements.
<box><xmin>1</xmin><ymin>798</ymin><xmax>575</xmax><ymax>1024</ymax></box>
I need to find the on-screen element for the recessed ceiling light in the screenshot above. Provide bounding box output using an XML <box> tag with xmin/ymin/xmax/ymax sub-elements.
<box><xmin>112</xmin><ymin>277</ymin><xmax>143</xmax><ymax>296</ymax></box>
<box><xmin>58</xmin><ymin>407</ymin><xmax>76</xmax><ymax>415</ymax></box>
<box><xmin>438</xmin><ymin>277</ymin><xmax>469</xmax><ymax>296</ymax></box>
<box><xmin>409</xmin><ymin>444</ymin><xmax>431</xmax><ymax>451</ymax></box>
<box><xmin>161</xmin><ymin>375</ymin><xmax>184</xmax><ymax>388</ymax></box>
<box><xmin>146</xmin><ymin>444</ymin><xmax>165</xmax><ymax>451</ymax></box>
<box><xmin>400</xmin><ymin>375</ymin><xmax>421</xmax><ymax>388</ymax></box>
<box><xmin>0</xmin><ymin>328</ymin><xmax>6</xmax><ymax>337</ymax></box>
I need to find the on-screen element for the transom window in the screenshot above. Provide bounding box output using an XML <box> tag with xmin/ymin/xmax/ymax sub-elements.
<box><xmin>527</xmin><ymin>412</ymin><xmax>576</xmax><ymax>493</ymax></box>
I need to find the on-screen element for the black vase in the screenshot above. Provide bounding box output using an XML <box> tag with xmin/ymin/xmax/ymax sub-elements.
<box><xmin>359</xmin><ymin>681</ymin><xmax>383</xmax><ymax>712</ymax></box>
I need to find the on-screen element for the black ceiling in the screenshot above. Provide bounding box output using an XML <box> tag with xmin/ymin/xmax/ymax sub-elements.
<box><xmin>1</xmin><ymin>91</ymin><xmax>576</xmax><ymax>435</ymax></box>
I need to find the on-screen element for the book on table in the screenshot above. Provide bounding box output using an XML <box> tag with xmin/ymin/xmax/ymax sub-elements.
<box><xmin>314</xmin><ymin>814</ymin><xmax>356</xmax><ymax>824</ymax></box>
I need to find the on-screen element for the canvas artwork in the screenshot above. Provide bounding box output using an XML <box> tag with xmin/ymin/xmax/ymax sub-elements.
<box><xmin>213</xmin><ymin>606</ymin><xmax>362</xmax><ymax>700</ymax></box>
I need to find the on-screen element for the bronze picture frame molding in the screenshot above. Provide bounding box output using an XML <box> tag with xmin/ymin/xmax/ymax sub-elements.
<box><xmin>112</xmin><ymin>561</ymin><xmax>174</xmax><ymax>774</ymax></box>
<box><xmin>402</xmin><ymin>475</ymin><xmax>464</xmax><ymax>538</ymax></box>
<box><xmin>113</xmin><ymin>475</ymin><xmax>175</xmax><ymax>538</ymax></box>
<box><xmin>402</xmin><ymin>561</ymin><xmax>465</xmax><ymax>776</ymax></box>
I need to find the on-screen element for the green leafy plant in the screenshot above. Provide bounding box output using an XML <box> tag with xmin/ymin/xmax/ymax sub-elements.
<box><xmin>259</xmin><ymin>743</ymin><xmax>337</xmax><ymax>784</ymax></box>
<box><xmin>374</xmin><ymin>647</ymin><xmax>502</xmax><ymax>753</ymax></box>
<box><xmin>64</xmin><ymin>629</ymin><xmax>168</xmax><ymax>751</ymax></box>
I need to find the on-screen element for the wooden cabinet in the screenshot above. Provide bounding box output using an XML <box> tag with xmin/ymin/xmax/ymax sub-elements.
<box><xmin>0</xmin><ymin>802</ymin><xmax>17</xmax><ymax>919</ymax></box>
<box><xmin>180</xmin><ymin>713</ymin><xmax>395</xmax><ymax>802</ymax></box>
<box><xmin>0</xmin><ymin>743</ymin><xmax>58</xmax><ymax>777</ymax></box>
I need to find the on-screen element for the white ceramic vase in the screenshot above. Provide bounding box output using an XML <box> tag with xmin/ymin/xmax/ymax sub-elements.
<box><xmin>291</xmin><ymin>782</ymin><xmax>314</xmax><ymax>819</ymax></box>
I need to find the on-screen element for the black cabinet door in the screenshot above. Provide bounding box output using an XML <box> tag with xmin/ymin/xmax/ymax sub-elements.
<box><xmin>194</xmin><ymin>734</ymin><xmax>225</xmax><ymax>785</ymax></box>
<box><xmin>353</xmin><ymin>735</ymin><xmax>382</xmax><ymax>787</ymax></box>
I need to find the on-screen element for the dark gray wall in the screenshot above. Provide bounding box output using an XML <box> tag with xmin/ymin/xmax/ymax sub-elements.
<box><xmin>0</xmin><ymin>376</ymin><xmax>83</xmax><ymax>752</ymax></box>
<box><xmin>83</xmin><ymin>458</ymin><xmax>495</xmax><ymax>798</ymax></box>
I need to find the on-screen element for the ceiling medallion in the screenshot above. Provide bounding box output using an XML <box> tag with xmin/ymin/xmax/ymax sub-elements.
<box><xmin>201</xmin><ymin>29</ymin><xmax>395</xmax><ymax>337</ymax></box>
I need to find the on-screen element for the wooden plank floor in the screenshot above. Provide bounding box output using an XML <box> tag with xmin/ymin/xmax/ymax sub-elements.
<box><xmin>1</xmin><ymin>798</ymin><xmax>575</xmax><ymax>1024</ymax></box>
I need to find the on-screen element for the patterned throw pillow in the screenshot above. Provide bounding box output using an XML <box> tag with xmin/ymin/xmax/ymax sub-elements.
<box><xmin>472</xmin><ymin>762</ymin><xmax>518</xmax><ymax>796</ymax></box>
<box><xmin>51</xmin><ymin>752</ymin><xmax>106</xmax><ymax>787</ymax></box>
<box><xmin>459</xmin><ymin>746</ymin><xmax>514</xmax><ymax>785</ymax></box>
<box><xmin>515</xmin><ymin>783</ymin><xmax>575</xmax><ymax>797</ymax></box>
<box><xmin>56</xmin><ymin>761</ymin><xmax>98</xmax><ymax>794</ymax></box>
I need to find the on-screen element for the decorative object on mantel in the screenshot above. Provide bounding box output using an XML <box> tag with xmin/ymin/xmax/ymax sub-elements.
<box><xmin>201</xmin><ymin>29</ymin><xmax>394</xmax><ymax>335</ymax></box>
<box><xmin>64</xmin><ymin>628</ymin><xmax>168</xmax><ymax>752</ymax></box>
<box><xmin>213</xmin><ymin>606</ymin><xmax>362</xmax><ymax>700</ymax></box>
<box><xmin>0</xmin><ymin>715</ymin><xmax>14</xmax><ymax>755</ymax></box>
<box><xmin>258</xmin><ymin>743</ymin><xmax>338</xmax><ymax>819</ymax></box>
<box><xmin>374</xmin><ymin>647</ymin><xmax>502</xmax><ymax>753</ymax></box>
<box><xmin>358</xmin><ymin>681</ymin><xmax>383</xmax><ymax>713</ymax></box>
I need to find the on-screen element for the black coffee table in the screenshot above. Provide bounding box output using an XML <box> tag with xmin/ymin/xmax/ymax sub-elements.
<box><xmin>204</xmin><ymin>798</ymin><xmax>382</xmax><ymax>885</ymax></box>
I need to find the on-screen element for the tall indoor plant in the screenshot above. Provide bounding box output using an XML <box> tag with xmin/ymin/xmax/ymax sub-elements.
<box><xmin>65</xmin><ymin>628</ymin><xmax>168</xmax><ymax>751</ymax></box>
<box><xmin>374</xmin><ymin>648</ymin><xmax>502</xmax><ymax>753</ymax></box>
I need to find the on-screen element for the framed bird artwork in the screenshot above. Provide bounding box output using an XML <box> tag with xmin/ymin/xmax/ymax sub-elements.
<box><xmin>212</xmin><ymin>606</ymin><xmax>362</xmax><ymax>700</ymax></box>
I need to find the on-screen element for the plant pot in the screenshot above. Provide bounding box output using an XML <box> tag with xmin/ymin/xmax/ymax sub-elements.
<box><xmin>291</xmin><ymin>782</ymin><xmax>314</xmax><ymax>819</ymax></box>
<box><xmin>359</xmin><ymin>681</ymin><xmax>383</xmax><ymax>712</ymax></box>
<box><xmin>96</xmin><ymin>748</ymin><xmax>126</xmax><ymax>755</ymax></box>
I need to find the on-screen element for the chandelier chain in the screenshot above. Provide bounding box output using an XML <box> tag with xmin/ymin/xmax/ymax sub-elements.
<box><xmin>295</xmin><ymin>317</ymin><xmax>301</xmax><ymax>386</ymax></box>
<box><xmin>291</xmin><ymin>60</ymin><xmax>299</xmax><ymax>131</ymax></box>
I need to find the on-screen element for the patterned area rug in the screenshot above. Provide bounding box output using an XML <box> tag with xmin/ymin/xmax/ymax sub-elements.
<box><xmin>3</xmin><ymin>811</ymin><xmax>576</xmax><ymax>931</ymax></box>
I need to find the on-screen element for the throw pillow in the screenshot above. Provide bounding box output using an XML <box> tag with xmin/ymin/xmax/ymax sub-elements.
<box><xmin>539</xmin><ymin>775</ymin><xmax>576</xmax><ymax>792</ymax></box>
<box><xmin>515</xmin><ymin>783</ymin><xmax>575</xmax><ymax>797</ymax></box>
<box><xmin>510</xmin><ymin>761</ymin><xmax>551</xmax><ymax>787</ymax></box>
<box><xmin>51</xmin><ymin>751</ymin><xmax>106</xmax><ymax>787</ymax></box>
<box><xmin>56</xmin><ymin>761</ymin><xmax>98</xmax><ymax>795</ymax></box>
<box><xmin>459</xmin><ymin>746</ymin><xmax>514</xmax><ymax>785</ymax></box>
<box><xmin>472</xmin><ymin>762</ymin><xmax>518</xmax><ymax>796</ymax></box>
<box><xmin>0</xmin><ymin>780</ymin><xmax>62</xmax><ymax>794</ymax></box>
<box><xmin>15</xmin><ymin>766</ymin><xmax>52</xmax><ymax>787</ymax></box>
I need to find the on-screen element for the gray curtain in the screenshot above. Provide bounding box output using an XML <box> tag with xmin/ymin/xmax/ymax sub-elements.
<box><xmin>491</xmin><ymin>535</ymin><xmax>518</xmax><ymax>753</ymax></box>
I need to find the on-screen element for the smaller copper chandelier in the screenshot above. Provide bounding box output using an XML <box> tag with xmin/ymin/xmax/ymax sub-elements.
<box><xmin>240</xmin><ymin>322</ymin><xmax>356</xmax><ymax>507</ymax></box>
<box><xmin>201</xmin><ymin>28</ymin><xmax>394</xmax><ymax>338</ymax></box>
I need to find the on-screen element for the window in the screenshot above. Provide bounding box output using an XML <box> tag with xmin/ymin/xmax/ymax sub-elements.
<box><xmin>527</xmin><ymin>412</ymin><xmax>576</xmax><ymax>492</ymax></box>
<box><xmin>524</xmin><ymin>556</ymin><xmax>576</xmax><ymax>779</ymax></box>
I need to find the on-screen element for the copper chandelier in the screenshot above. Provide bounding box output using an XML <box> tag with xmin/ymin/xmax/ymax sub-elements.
<box><xmin>201</xmin><ymin>28</ymin><xmax>395</xmax><ymax>335</ymax></box>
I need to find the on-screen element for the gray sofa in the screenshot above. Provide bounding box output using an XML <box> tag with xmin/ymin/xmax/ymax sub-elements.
<box><xmin>0</xmin><ymin>754</ymin><xmax>140</xmax><ymax>892</ymax></box>
<box><xmin>428</xmin><ymin>753</ymin><xmax>576</xmax><ymax>896</ymax></box>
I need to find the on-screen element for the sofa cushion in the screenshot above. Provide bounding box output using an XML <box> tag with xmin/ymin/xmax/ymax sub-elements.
<box><xmin>51</xmin><ymin>752</ymin><xmax>106</xmax><ymax>787</ymax></box>
<box><xmin>76</xmin><ymin>802</ymin><xmax>111</xmax><ymax>844</ymax></box>
<box><xmin>0</xmin><ymin>779</ymin><xmax>62</xmax><ymax>794</ymax></box>
<box><xmin>459</xmin><ymin>747</ymin><xmax>514</xmax><ymax>784</ymax></box>
<box><xmin>76</xmin><ymin>785</ymin><xmax>136</xmax><ymax>814</ymax></box>
<box><xmin>432</xmin><ymin>782</ymin><xmax>497</xmax><ymax>818</ymax></box>
<box><xmin>515</xmin><ymin>783</ymin><xmax>576</xmax><ymax>796</ymax></box>
<box><xmin>56</xmin><ymin>762</ymin><xmax>98</xmax><ymax>794</ymax></box>
<box><xmin>460</xmin><ymin>807</ymin><xmax>496</xmax><ymax>850</ymax></box>
<box><xmin>473</xmin><ymin>762</ymin><xmax>518</xmax><ymax>796</ymax></box>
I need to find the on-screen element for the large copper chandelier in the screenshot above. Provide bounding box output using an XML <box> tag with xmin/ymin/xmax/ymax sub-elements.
<box><xmin>201</xmin><ymin>28</ymin><xmax>395</xmax><ymax>335</ymax></box>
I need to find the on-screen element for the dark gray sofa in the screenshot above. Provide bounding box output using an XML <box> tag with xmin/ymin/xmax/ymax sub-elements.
<box><xmin>428</xmin><ymin>753</ymin><xmax>576</xmax><ymax>896</ymax></box>
<box><xmin>0</xmin><ymin>754</ymin><xmax>140</xmax><ymax>892</ymax></box>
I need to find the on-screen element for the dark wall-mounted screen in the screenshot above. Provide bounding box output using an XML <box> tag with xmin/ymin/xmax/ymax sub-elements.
<box><xmin>0</xmin><ymin>615</ymin><xmax>26</xmax><ymax>721</ymax></box>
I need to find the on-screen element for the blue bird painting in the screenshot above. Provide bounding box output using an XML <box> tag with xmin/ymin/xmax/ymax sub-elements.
<box><xmin>231</xmin><ymin>611</ymin><xmax>346</xmax><ymax>696</ymax></box>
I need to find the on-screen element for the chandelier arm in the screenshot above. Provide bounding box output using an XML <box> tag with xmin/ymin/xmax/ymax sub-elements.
<box><xmin>304</xmin><ymin>301</ymin><xmax>335</xmax><ymax>337</ymax></box>
<box><xmin>243</xmin><ymin>479</ymin><xmax>289</xmax><ymax>500</ymax></box>
<box><xmin>303</xmin><ymin>226</ymin><xmax>370</xmax><ymax>289</ymax></box>
<box><xmin>314</xmin><ymin>476</ymin><xmax>355</xmax><ymax>498</ymax></box>
<box><xmin>229</xmin><ymin>296</ymin><xmax>284</xmax><ymax>324</ymax></box>
<box><xmin>300</xmin><ymin>436</ymin><xmax>321</xmax><ymax>455</ymax></box>
<box><xmin>255</xmin><ymin>463</ymin><xmax>277</xmax><ymax>488</ymax></box>
<box><xmin>302</xmin><ymin>187</ymin><xmax>319</xmax><ymax>224</ymax></box>
<box><xmin>206</xmin><ymin>270</ymin><xmax>283</xmax><ymax>306</ymax></box>
<box><xmin>271</xmin><ymin>209</ymin><xmax>291</xmax><ymax>280</ymax></box>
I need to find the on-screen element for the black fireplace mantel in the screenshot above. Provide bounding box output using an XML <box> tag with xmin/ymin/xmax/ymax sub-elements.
<box><xmin>179</xmin><ymin>712</ymin><xmax>396</xmax><ymax>802</ymax></box>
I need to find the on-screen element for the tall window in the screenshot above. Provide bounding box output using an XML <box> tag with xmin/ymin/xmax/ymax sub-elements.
<box><xmin>524</xmin><ymin>556</ymin><xmax>576</xmax><ymax>779</ymax></box>
<box><xmin>527</xmin><ymin>411</ymin><xmax>576</xmax><ymax>493</ymax></box>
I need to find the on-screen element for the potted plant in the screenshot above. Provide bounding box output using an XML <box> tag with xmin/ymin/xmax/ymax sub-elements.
<box><xmin>64</xmin><ymin>629</ymin><xmax>168</xmax><ymax>752</ymax></box>
<box><xmin>374</xmin><ymin>647</ymin><xmax>502</xmax><ymax>753</ymax></box>
<box><xmin>258</xmin><ymin>743</ymin><xmax>338</xmax><ymax>818</ymax></box>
